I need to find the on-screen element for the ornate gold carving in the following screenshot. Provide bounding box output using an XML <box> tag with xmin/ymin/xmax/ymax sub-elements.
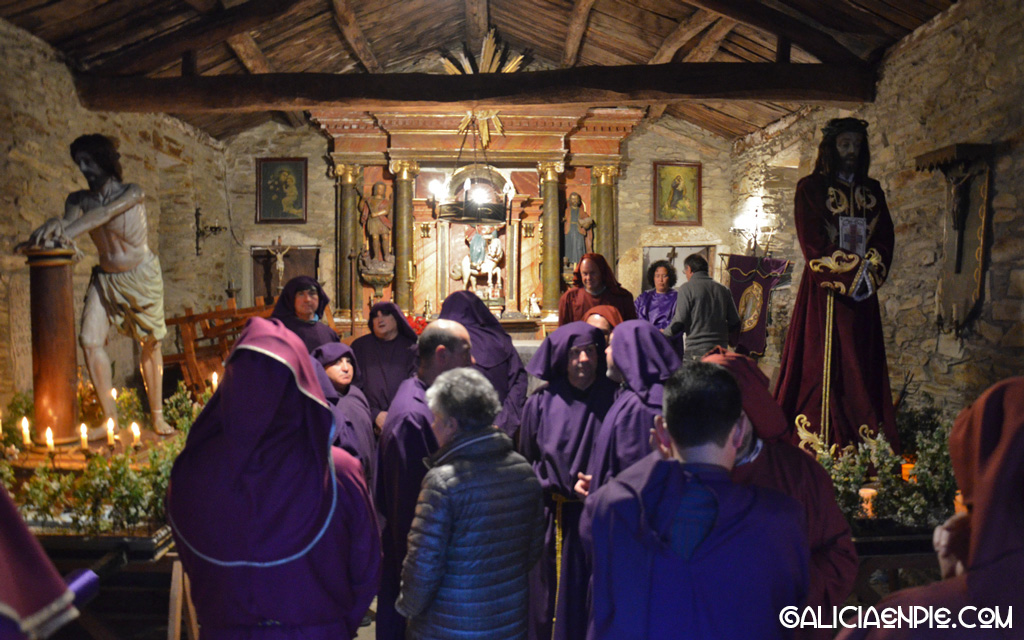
<box><xmin>593</xmin><ymin>165</ymin><xmax>620</xmax><ymax>185</ymax></box>
<box><xmin>865</xmin><ymin>248</ymin><xmax>887</xmax><ymax>281</ymax></box>
<box><xmin>820</xmin><ymin>281</ymin><xmax>847</xmax><ymax>294</ymax></box>
<box><xmin>389</xmin><ymin>159</ymin><xmax>420</xmax><ymax>180</ymax></box>
<box><xmin>826</xmin><ymin>187</ymin><xmax>848</xmax><ymax>215</ymax></box>
<box><xmin>854</xmin><ymin>186</ymin><xmax>877</xmax><ymax>210</ymax></box>
<box><xmin>331</xmin><ymin>162</ymin><xmax>362</xmax><ymax>185</ymax></box>
<box><xmin>737</xmin><ymin>283</ymin><xmax>763</xmax><ymax>332</ymax></box>
<box><xmin>809</xmin><ymin>250</ymin><xmax>860</xmax><ymax>275</ymax></box>
<box><xmin>537</xmin><ymin>161</ymin><xmax>565</xmax><ymax>182</ymax></box>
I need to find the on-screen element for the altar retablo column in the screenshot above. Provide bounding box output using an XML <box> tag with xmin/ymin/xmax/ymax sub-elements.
<box><xmin>539</xmin><ymin>161</ymin><xmax>564</xmax><ymax>316</ymax></box>
<box><xmin>26</xmin><ymin>248</ymin><xmax>78</xmax><ymax>443</ymax></box>
<box><xmin>593</xmin><ymin>165</ymin><xmax>620</xmax><ymax>268</ymax></box>
<box><xmin>334</xmin><ymin>162</ymin><xmax>362</xmax><ymax>320</ymax></box>
<box><xmin>391</xmin><ymin>159</ymin><xmax>420</xmax><ymax>311</ymax></box>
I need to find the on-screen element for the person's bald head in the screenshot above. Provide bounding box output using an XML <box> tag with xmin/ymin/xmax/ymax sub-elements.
<box><xmin>418</xmin><ymin>319</ymin><xmax>475</xmax><ymax>384</ymax></box>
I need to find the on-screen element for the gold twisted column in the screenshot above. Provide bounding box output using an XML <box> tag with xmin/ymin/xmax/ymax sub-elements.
<box><xmin>331</xmin><ymin>161</ymin><xmax>362</xmax><ymax>320</ymax></box>
<box><xmin>593</xmin><ymin>165</ymin><xmax>620</xmax><ymax>267</ymax></box>
<box><xmin>539</xmin><ymin>161</ymin><xmax>564</xmax><ymax>315</ymax></box>
<box><xmin>390</xmin><ymin>159</ymin><xmax>420</xmax><ymax>311</ymax></box>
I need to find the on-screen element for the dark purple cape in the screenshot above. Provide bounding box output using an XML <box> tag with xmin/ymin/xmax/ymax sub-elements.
<box><xmin>351</xmin><ymin>302</ymin><xmax>418</xmax><ymax>422</ymax></box>
<box><xmin>311</xmin><ymin>343</ymin><xmax>377</xmax><ymax>497</ymax></box>
<box><xmin>0</xmin><ymin>486</ymin><xmax>78</xmax><ymax>638</ymax></box>
<box><xmin>374</xmin><ymin>376</ymin><xmax>438</xmax><ymax>640</ymax></box>
<box><xmin>586</xmin><ymin>320</ymin><xmax>681</xmax><ymax>492</ymax></box>
<box><xmin>168</xmin><ymin>318</ymin><xmax>380</xmax><ymax>639</ymax></box>
<box><xmin>271</xmin><ymin>275</ymin><xmax>340</xmax><ymax>352</ymax></box>
<box><xmin>580</xmin><ymin>453</ymin><xmax>809</xmax><ymax>640</ymax></box>
<box><xmin>635</xmin><ymin>289</ymin><xmax>684</xmax><ymax>356</ymax></box>
<box><xmin>439</xmin><ymin>291</ymin><xmax>528</xmax><ymax>437</ymax></box>
<box><xmin>519</xmin><ymin>322</ymin><xmax>617</xmax><ymax>640</ymax></box>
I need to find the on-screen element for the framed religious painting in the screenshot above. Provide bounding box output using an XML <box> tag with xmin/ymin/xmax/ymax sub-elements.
<box><xmin>653</xmin><ymin>161</ymin><xmax>702</xmax><ymax>226</ymax></box>
<box><xmin>256</xmin><ymin>157</ymin><xmax>307</xmax><ymax>223</ymax></box>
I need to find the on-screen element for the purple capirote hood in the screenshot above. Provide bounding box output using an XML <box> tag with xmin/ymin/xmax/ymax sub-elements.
<box><xmin>526</xmin><ymin>321</ymin><xmax>606</xmax><ymax>382</ymax></box>
<box><xmin>611</xmin><ymin>320</ymin><xmax>681</xmax><ymax>405</ymax></box>
<box><xmin>168</xmin><ymin>317</ymin><xmax>336</xmax><ymax>566</ymax></box>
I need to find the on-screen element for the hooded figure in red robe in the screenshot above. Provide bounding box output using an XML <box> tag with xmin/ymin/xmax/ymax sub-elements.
<box><xmin>837</xmin><ymin>377</ymin><xmax>1024</xmax><ymax>640</ymax></box>
<box><xmin>558</xmin><ymin>253</ymin><xmax>636</xmax><ymax>326</ymax></box>
<box><xmin>774</xmin><ymin>118</ymin><xmax>898</xmax><ymax>451</ymax></box>
<box><xmin>703</xmin><ymin>347</ymin><xmax>857</xmax><ymax>640</ymax></box>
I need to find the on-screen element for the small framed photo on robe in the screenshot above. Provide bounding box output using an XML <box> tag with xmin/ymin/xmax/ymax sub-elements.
<box><xmin>256</xmin><ymin>158</ymin><xmax>307</xmax><ymax>224</ymax></box>
<box><xmin>653</xmin><ymin>161</ymin><xmax>702</xmax><ymax>226</ymax></box>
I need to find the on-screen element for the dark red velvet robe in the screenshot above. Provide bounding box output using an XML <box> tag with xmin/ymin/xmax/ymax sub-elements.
<box><xmin>774</xmin><ymin>173</ymin><xmax>898</xmax><ymax>450</ymax></box>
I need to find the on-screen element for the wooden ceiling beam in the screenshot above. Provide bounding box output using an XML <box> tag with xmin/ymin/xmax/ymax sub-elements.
<box><xmin>465</xmin><ymin>0</ymin><xmax>489</xmax><ymax>49</ymax></box>
<box><xmin>681</xmin><ymin>0</ymin><xmax>864</xmax><ymax>65</ymax></box>
<box><xmin>75</xmin><ymin>62</ymin><xmax>875</xmax><ymax>112</ymax></box>
<box><xmin>329</xmin><ymin>0</ymin><xmax>384</xmax><ymax>74</ymax></box>
<box><xmin>226</xmin><ymin>33</ymin><xmax>306</xmax><ymax>127</ymax></box>
<box><xmin>649</xmin><ymin>17</ymin><xmax>735</xmax><ymax>120</ymax></box>
<box><xmin>648</xmin><ymin>10</ymin><xmax>717</xmax><ymax>65</ymax></box>
<box><xmin>182</xmin><ymin>0</ymin><xmax>221</xmax><ymax>13</ymax></box>
<box><xmin>562</xmin><ymin>0</ymin><xmax>597</xmax><ymax>67</ymax></box>
<box><xmin>91</xmin><ymin>0</ymin><xmax>308</xmax><ymax>75</ymax></box>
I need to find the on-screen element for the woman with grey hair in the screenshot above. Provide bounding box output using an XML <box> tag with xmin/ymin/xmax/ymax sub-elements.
<box><xmin>397</xmin><ymin>367</ymin><xmax>544</xmax><ymax>640</ymax></box>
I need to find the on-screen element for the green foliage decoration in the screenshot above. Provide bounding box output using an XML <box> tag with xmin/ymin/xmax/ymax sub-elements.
<box><xmin>115</xmin><ymin>387</ymin><xmax>146</xmax><ymax>429</ymax></box>
<box><xmin>21</xmin><ymin>462</ymin><xmax>74</xmax><ymax>525</ymax></box>
<box><xmin>4</xmin><ymin>392</ymin><xmax>34</xmax><ymax>449</ymax></box>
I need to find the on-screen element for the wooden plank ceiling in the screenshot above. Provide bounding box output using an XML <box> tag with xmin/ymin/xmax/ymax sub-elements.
<box><xmin>0</xmin><ymin>0</ymin><xmax>955</xmax><ymax>140</ymax></box>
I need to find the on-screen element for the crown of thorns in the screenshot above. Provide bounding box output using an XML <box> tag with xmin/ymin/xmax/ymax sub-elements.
<box><xmin>821</xmin><ymin>117</ymin><xmax>869</xmax><ymax>138</ymax></box>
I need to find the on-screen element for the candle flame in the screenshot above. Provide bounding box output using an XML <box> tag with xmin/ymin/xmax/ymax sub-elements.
<box><xmin>80</xmin><ymin>423</ymin><xmax>87</xmax><ymax>436</ymax></box>
<box><xmin>45</xmin><ymin>427</ymin><xmax>54</xmax><ymax>451</ymax></box>
<box><xmin>212</xmin><ymin>372</ymin><xmax>219</xmax><ymax>391</ymax></box>
<box><xmin>111</xmin><ymin>388</ymin><xmax>118</xmax><ymax>400</ymax></box>
<box><xmin>131</xmin><ymin>422</ymin><xmax>141</xmax><ymax>446</ymax></box>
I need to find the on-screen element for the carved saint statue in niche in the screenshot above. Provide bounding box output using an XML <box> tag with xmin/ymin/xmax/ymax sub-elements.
<box><xmin>563</xmin><ymin>192</ymin><xmax>594</xmax><ymax>267</ymax></box>
<box><xmin>360</xmin><ymin>181</ymin><xmax>393</xmax><ymax>263</ymax></box>
<box><xmin>452</xmin><ymin>224</ymin><xmax>505</xmax><ymax>299</ymax></box>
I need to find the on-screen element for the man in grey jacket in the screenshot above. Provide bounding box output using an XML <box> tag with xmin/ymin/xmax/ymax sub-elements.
<box><xmin>397</xmin><ymin>367</ymin><xmax>544</xmax><ymax>640</ymax></box>
<box><xmin>663</xmin><ymin>253</ymin><xmax>741</xmax><ymax>360</ymax></box>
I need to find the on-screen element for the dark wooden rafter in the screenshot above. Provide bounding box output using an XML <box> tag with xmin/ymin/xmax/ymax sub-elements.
<box><xmin>226</xmin><ymin>33</ymin><xmax>306</xmax><ymax>126</ymax></box>
<box><xmin>562</xmin><ymin>0</ymin><xmax>597</xmax><ymax>67</ymax></box>
<box><xmin>329</xmin><ymin>0</ymin><xmax>384</xmax><ymax>73</ymax></box>
<box><xmin>465</xmin><ymin>0</ymin><xmax>489</xmax><ymax>48</ymax></box>
<box><xmin>75</xmin><ymin>62</ymin><xmax>875</xmax><ymax>112</ymax></box>
<box><xmin>182</xmin><ymin>0</ymin><xmax>220</xmax><ymax>13</ymax></box>
<box><xmin>648</xmin><ymin>10</ymin><xmax>717</xmax><ymax>65</ymax></box>
<box><xmin>773</xmin><ymin>0</ymin><xmax>901</xmax><ymax>36</ymax></box>
<box><xmin>682</xmin><ymin>0</ymin><xmax>865</xmax><ymax>65</ymax></box>
<box><xmin>649</xmin><ymin>15</ymin><xmax>734</xmax><ymax>119</ymax></box>
<box><xmin>91</xmin><ymin>0</ymin><xmax>308</xmax><ymax>75</ymax></box>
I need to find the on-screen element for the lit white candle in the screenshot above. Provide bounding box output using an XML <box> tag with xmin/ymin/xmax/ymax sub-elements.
<box><xmin>45</xmin><ymin>427</ymin><xmax>54</xmax><ymax>452</ymax></box>
<box><xmin>106</xmin><ymin>418</ymin><xmax>116</xmax><ymax>446</ymax></box>
<box><xmin>21</xmin><ymin>417</ymin><xmax>30</xmax><ymax>447</ymax></box>
<box><xmin>130</xmin><ymin>422</ymin><xmax>141</xmax><ymax>447</ymax></box>
<box><xmin>111</xmin><ymin>388</ymin><xmax>118</xmax><ymax>401</ymax></box>
<box><xmin>80</xmin><ymin>423</ymin><xmax>89</xmax><ymax>451</ymax></box>
<box><xmin>211</xmin><ymin>372</ymin><xmax>219</xmax><ymax>392</ymax></box>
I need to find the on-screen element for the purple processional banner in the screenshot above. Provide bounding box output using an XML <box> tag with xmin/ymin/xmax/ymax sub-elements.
<box><xmin>725</xmin><ymin>255</ymin><xmax>790</xmax><ymax>357</ymax></box>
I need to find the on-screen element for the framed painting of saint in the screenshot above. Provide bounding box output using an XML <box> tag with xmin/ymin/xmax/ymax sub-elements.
<box><xmin>256</xmin><ymin>158</ymin><xmax>307</xmax><ymax>223</ymax></box>
<box><xmin>653</xmin><ymin>161</ymin><xmax>702</xmax><ymax>226</ymax></box>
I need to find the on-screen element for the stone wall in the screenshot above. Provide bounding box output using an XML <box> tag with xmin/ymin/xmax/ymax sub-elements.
<box><xmin>222</xmin><ymin>122</ymin><xmax>336</xmax><ymax>308</ymax></box>
<box><xmin>730</xmin><ymin>0</ymin><xmax>1024</xmax><ymax>415</ymax></box>
<box><xmin>617</xmin><ymin>116</ymin><xmax>738</xmax><ymax>295</ymax></box>
<box><xmin>0</xmin><ymin>19</ymin><xmax>229</xmax><ymax>402</ymax></box>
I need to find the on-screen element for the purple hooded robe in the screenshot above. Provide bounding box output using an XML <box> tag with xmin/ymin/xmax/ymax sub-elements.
<box><xmin>167</xmin><ymin>318</ymin><xmax>380</xmax><ymax>640</ymax></box>
<box><xmin>311</xmin><ymin>343</ymin><xmax>377</xmax><ymax>496</ymax></box>
<box><xmin>634</xmin><ymin>289</ymin><xmax>684</xmax><ymax>356</ymax></box>
<box><xmin>270</xmin><ymin>275</ymin><xmax>340</xmax><ymax>352</ymax></box>
<box><xmin>580</xmin><ymin>453</ymin><xmax>809</xmax><ymax>640</ymax></box>
<box><xmin>374</xmin><ymin>375</ymin><xmax>438</xmax><ymax>640</ymax></box>
<box><xmin>585</xmin><ymin>320</ymin><xmax>681</xmax><ymax>493</ymax></box>
<box><xmin>518</xmin><ymin>322</ymin><xmax>618</xmax><ymax>640</ymax></box>
<box><xmin>350</xmin><ymin>302</ymin><xmax>418</xmax><ymax>424</ymax></box>
<box><xmin>439</xmin><ymin>291</ymin><xmax>528</xmax><ymax>437</ymax></box>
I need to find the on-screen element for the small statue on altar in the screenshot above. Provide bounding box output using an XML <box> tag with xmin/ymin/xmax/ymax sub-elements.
<box><xmin>454</xmin><ymin>225</ymin><xmax>504</xmax><ymax>297</ymax></box>
<box><xmin>360</xmin><ymin>181</ymin><xmax>393</xmax><ymax>263</ymax></box>
<box><xmin>18</xmin><ymin>134</ymin><xmax>173</xmax><ymax>436</ymax></box>
<box><xmin>563</xmin><ymin>192</ymin><xmax>593</xmax><ymax>267</ymax></box>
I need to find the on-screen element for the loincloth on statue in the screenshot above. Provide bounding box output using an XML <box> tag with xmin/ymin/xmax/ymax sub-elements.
<box><xmin>88</xmin><ymin>252</ymin><xmax>167</xmax><ymax>342</ymax></box>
